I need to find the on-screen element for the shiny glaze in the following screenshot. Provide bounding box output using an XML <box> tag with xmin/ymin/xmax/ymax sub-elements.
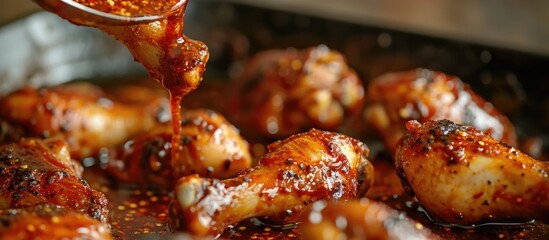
<box><xmin>365</xmin><ymin>68</ymin><xmax>517</xmax><ymax>154</ymax></box>
<box><xmin>106</xmin><ymin>109</ymin><xmax>252</xmax><ymax>188</ymax></box>
<box><xmin>395</xmin><ymin>119</ymin><xmax>549</xmax><ymax>225</ymax></box>
<box><xmin>231</xmin><ymin>45</ymin><xmax>364</xmax><ymax>138</ymax></box>
<box><xmin>171</xmin><ymin>129</ymin><xmax>374</xmax><ymax>236</ymax></box>
<box><xmin>0</xmin><ymin>204</ymin><xmax>111</xmax><ymax>239</ymax></box>
<box><xmin>300</xmin><ymin>199</ymin><xmax>437</xmax><ymax>240</ymax></box>
<box><xmin>0</xmin><ymin>138</ymin><xmax>108</xmax><ymax>222</ymax></box>
<box><xmin>0</xmin><ymin>83</ymin><xmax>169</xmax><ymax>159</ymax></box>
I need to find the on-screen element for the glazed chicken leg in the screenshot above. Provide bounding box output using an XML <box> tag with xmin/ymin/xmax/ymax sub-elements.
<box><xmin>230</xmin><ymin>45</ymin><xmax>365</xmax><ymax>139</ymax></box>
<box><xmin>0</xmin><ymin>138</ymin><xmax>109</xmax><ymax>222</ymax></box>
<box><xmin>365</xmin><ymin>68</ymin><xmax>517</xmax><ymax>154</ymax></box>
<box><xmin>0</xmin><ymin>204</ymin><xmax>112</xmax><ymax>239</ymax></box>
<box><xmin>395</xmin><ymin>119</ymin><xmax>549</xmax><ymax>225</ymax></box>
<box><xmin>0</xmin><ymin>83</ymin><xmax>169</xmax><ymax>159</ymax></box>
<box><xmin>106</xmin><ymin>109</ymin><xmax>252</xmax><ymax>188</ymax></box>
<box><xmin>171</xmin><ymin>129</ymin><xmax>374</xmax><ymax>236</ymax></box>
<box><xmin>300</xmin><ymin>199</ymin><xmax>437</xmax><ymax>240</ymax></box>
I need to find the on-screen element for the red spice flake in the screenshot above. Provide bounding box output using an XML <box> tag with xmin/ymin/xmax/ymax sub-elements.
<box><xmin>473</xmin><ymin>192</ymin><xmax>484</xmax><ymax>199</ymax></box>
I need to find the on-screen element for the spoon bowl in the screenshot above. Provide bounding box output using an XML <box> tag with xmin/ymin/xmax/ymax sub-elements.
<box><xmin>33</xmin><ymin>0</ymin><xmax>187</xmax><ymax>26</ymax></box>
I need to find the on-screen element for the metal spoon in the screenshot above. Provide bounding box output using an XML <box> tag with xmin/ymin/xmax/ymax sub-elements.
<box><xmin>33</xmin><ymin>0</ymin><xmax>187</xmax><ymax>26</ymax></box>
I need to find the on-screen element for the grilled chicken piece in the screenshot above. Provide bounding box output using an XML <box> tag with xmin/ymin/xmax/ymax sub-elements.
<box><xmin>365</xmin><ymin>68</ymin><xmax>517</xmax><ymax>154</ymax></box>
<box><xmin>231</xmin><ymin>45</ymin><xmax>365</xmax><ymax>139</ymax></box>
<box><xmin>0</xmin><ymin>204</ymin><xmax>111</xmax><ymax>240</ymax></box>
<box><xmin>301</xmin><ymin>199</ymin><xmax>437</xmax><ymax>240</ymax></box>
<box><xmin>395</xmin><ymin>119</ymin><xmax>549</xmax><ymax>225</ymax></box>
<box><xmin>0</xmin><ymin>83</ymin><xmax>169</xmax><ymax>159</ymax></box>
<box><xmin>107</xmin><ymin>109</ymin><xmax>252</xmax><ymax>188</ymax></box>
<box><xmin>0</xmin><ymin>138</ymin><xmax>108</xmax><ymax>222</ymax></box>
<box><xmin>171</xmin><ymin>129</ymin><xmax>374</xmax><ymax>236</ymax></box>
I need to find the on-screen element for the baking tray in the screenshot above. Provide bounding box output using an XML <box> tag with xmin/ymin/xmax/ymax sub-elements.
<box><xmin>1</xmin><ymin>1</ymin><xmax>549</xmax><ymax>239</ymax></box>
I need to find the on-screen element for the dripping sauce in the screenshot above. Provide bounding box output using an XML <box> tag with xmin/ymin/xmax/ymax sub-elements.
<box><xmin>43</xmin><ymin>0</ymin><xmax>209</xmax><ymax>181</ymax></box>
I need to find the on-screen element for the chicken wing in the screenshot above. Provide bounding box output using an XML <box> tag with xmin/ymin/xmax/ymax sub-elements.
<box><xmin>300</xmin><ymin>199</ymin><xmax>437</xmax><ymax>240</ymax></box>
<box><xmin>0</xmin><ymin>138</ymin><xmax>109</xmax><ymax>222</ymax></box>
<box><xmin>0</xmin><ymin>204</ymin><xmax>111</xmax><ymax>240</ymax></box>
<box><xmin>231</xmin><ymin>45</ymin><xmax>365</xmax><ymax>139</ymax></box>
<box><xmin>106</xmin><ymin>109</ymin><xmax>252</xmax><ymax>188</ymax></box>
<box><xmin>365</xmin><ymin>68</ymin><xmax>517</xmax><ymax>154</ymax></box>
<box><xmin>0</xmin><ymin>83</ymin><xmax>169</xmax><ymax>159</ymax></box>
<box><xmin>171</xmin><ymin>129</ymin><xmax>374</xmax><ymax>236</ymax></box>
<box><xmin>395</xmin><ymin>119</ymin><xmax>548</xmax><ymax>225</ymax></box>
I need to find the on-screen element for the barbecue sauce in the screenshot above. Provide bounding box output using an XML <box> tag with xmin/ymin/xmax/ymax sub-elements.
<box><xmin>43</xmin><ymin>0</ymin><xmax>209</xmax><ymax>181</ymax></box>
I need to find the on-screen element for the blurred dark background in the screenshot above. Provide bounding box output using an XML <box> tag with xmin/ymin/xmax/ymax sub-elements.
<box><xmin>1</xmin><ymin>0</ymin><xmax>549</xmax><ymax>138</ymax></box>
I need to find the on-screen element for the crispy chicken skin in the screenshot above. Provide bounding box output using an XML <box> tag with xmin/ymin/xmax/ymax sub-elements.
<box><xmin>0</xmin><ymin>205</ymin><xmax>112</xmax><ymax>240</ymax></box>
<box><xmin>0</xmin><ymin>138</ymin><xmax>109</xmax><ymax>222</ymax></box>
<box><xmin>171</xmin><ymin>129</ymin><xmax>374</xmax><ymax>236</ymax></box>
<box><xmin>0</xmin><ymin>83</ymin><xmax>169</xmax><ymax>159</ymax></box>
<box><xmin>231</xmin><ymin>45</ymin><xmax>365</xmax><ymax>138</ymax></box>
<box><xmin>365</xmin><ymin>68</ymin><xmax>517</xmax><ymax>154</ymax></box>
<box><xmin>106</xmin><ymin>109</ymin><xmax>252</xmax><ymax>188</ymax></box>
<box><xmin>300</xmin><ymin>199</ymin><xmax>437</xmax><ymax>240</ymax></box>
<box><xmin>395</xmin><ymin>119</ymin><xmax>549</xmax><ymax>225</ymax></box>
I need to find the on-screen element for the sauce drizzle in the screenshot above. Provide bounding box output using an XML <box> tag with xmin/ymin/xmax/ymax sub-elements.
<box><xmin>47</xmin><ymin>0</ymin><xmax>209</xmax><ymax>181</ymax></box>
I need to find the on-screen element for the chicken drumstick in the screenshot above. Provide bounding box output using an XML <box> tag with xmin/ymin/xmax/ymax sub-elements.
<box><xmin>171</xmin><ymin>129</ymin><xmax>374</xmax><ymax>236</ymax></box>
<box><xmin>0</xmin><ymin>138</ymin><xmax>109</xmax><ymax>222</ymax></box>
<box><xmin>106</xmin><ymin>109</ymin><xmax>252</xmax><ymax>188</ymax></box>
<box><xmin>395</xmin><ymin>119</ymin><xmax>548</xmax><ymax>225</ymax></box>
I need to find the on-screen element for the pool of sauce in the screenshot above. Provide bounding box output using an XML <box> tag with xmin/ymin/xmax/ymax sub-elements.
<box><xmin>83</xmin><ymin>157</ymin><xmax>548</xmax><ymax>240</ymax></box>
